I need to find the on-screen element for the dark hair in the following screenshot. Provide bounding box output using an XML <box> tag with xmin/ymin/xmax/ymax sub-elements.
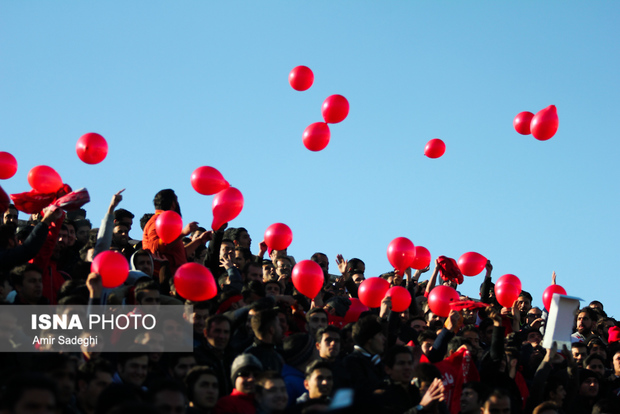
<box><xmin>135</xmin><ymin>281</ymin><xmax>159</xmax><ymax>303</ymax></box>
<box><xmin>577</xmin><ymin>307</ymin><xmax>598</xmax><ymax>322</ymax></box>
<box><xmin>235</xmin><ymin>246</ymin><xmax>252</xmax><ymax>261</ymax></box>
<box><xmin>206</xmin><ymin>314</ymin><xmax>231</xmax><ymax>334</ymax></box>
<box><xmin>311</xmin><ymin>252</ymin><xmax>327</xmax><ymax>262</ymax></box>
<box><xmin>146</xmin><ymin>378</ymin><xmax>187</xmax><ymax>403</ymax></box>
<box><xmin>252</xmin><ymin>309</ymin><xmax>278</xmax><ymax>336</ymax></box>
<box><xmin>184</xmin><ymin>366</ymin><xmax>218</xmax><ymax>401</ymax></box>
<box><xmin>78</xmin><ymin>358</ymin><xmax>114</xmax><ymax>384</ymax></box>
<box><xmin>584</xmin><ymin>353</ymin><xmax>605</xmax><ymax>368</ymax></box>
<box><xmin>462</xmin><ymin>382</ymin><xmax>489</xmax><ymax>404</ymax></box>
<box><xmin>315</xmin><ymin>325</ymin><xmax>340</xmax><ymax>343</ymax></box>
<box><xmin>9</xmin><ymin>263</ymin><xmax>43</xmax><ymax>287</ymax></box>
<box><xmin>306</xmin><ymin>307</ymin><xmax>328</xmax><ymax>322</ymax></box>
<box><xmin>413</xmin><ymin>363</ymin><xmax>442</xmax><ymax>383</ymax></box>
<box><xmin>153</xmin><ymin>189</ymin><xmax>177</xmax><ymax>211</ymax></box>
<box><xmin>140</xmin><ymin>214</ymin><xmax>154</xmax><ymax>231</ymax></box>
<box><xmin>0</xmin><ymin>373</ymin><xmax>57</xmax><ymax>410</ymax></box>
<box><xmin>255</xmin><ymin>371</ymin><xmax>284</xmax><ymax>395</ymax></box>
<box><xmin>345</xmin><ymin>258</ymin><xmax>364</xmax><ymax>273</ymax></box>
<box><xmin>518</xmin><ymin>290</ymin><xmax>533</xmax><ymax>302</ymax></box>
<box><xmin>484</xmin><ymin>388</ymin><xmax>511</xmax><ymax>406</ymax></box>
<box><xmin>304</xmin><ymin>360</ymin><xmax>332</xmax><ymax>379</ymax></box>
<box><xmin>230</xmin><ymin>227</ymin><xmax>248</xmax><ymax>242</ymax></box>
<box><xmin>417</xmin><ymin>330</ymin><xmax>437</xmax><ymax>344</ymax></box>
<box><xmin>116</xmin><ymin>347</ymin><xmax>150</xmax><ymax>366</ymax></box>
<box><xmin>383</xmin><ymin>345</ymin><xmax>413</xmax><ymax>368</ymax></box>
<box><xmin>447</xmin><ymin>336</ymin><xmax>471</xmax><ymax>354</ymax></box>
<box><xmin>164</xmin><ymin>353</ymin><xmax>196</xmax><ymax>370</ymax></box>
<box><xmin>242</xmin><ymin>261</ymin><xmax>262</xmax><ymax>276</ymax></box>
<box><xmin>242</xmin><ymin>280</ymin><xmax>266</xmax><ymax>301</ymax></box>
<box><xmin>114</xmin><ymin>209</ymin><xmax>135</xmax><ymax>222</ymax></box>
<box><xmin>571</xmin><ymin>341</ymin><xmax>587</xmax><ymax>350</ymax></box>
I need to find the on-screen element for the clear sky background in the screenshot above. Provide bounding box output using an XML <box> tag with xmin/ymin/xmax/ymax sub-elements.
<box><xmin>1</xmin><ymin>2</ymin><xmax>618</xmax><ymax>318</ymax></box>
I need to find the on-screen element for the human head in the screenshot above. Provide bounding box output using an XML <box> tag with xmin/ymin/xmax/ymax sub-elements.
<box><xmin>412</xmin><ymin>363</ymin><xmax>442</xmax><ymax>396</ymax></box>
<box><xmin>166</xmin><ymin>353</ymin><xmax>196</xmax><ymax>382</ymax></box>
<box><xmin>74</xmin><ymin>219</ymin><xmax>92</xmax><ymax>245</ymax></box>
<box><xmin>10</xmin><ymin>263</ymin><xmax>44</xmax><ymax>304</ymax></box>
<box><xmin>282</xmin><ymin>333</ymin><xmax>317</xmax><ymax>369</ymax></box>
<box><xmin>147</xmin><ymin>379</ymin><xmax>187</xmax><ymax>414</ymax></box>
<box><xmin>481</xmin><ymin>389</ymin><xmax>511</xmax><ymax>414</ymax></box>
<box><xmin>417</xmin><ymin>330</ymin><xmax>437</xmax><ymax>357</ymax></box>
<box><xmin>315</xmin><ymin>326</ymin><xmax>341</xmax><ymax>362</ymax></box>
<box><xmin>576</xmin><ymin>307</ymin><xmax>597</xmax><ymax>335</ymax></box>
<box><xmin>3</xmin><ymin>204</ymin><xmax>18</xmax><ymax>227</ymax></box>
<box><xmin>352</xmin><ymin>315</ymin><xmax>385</xmax><ymax>355</ymax></box>
<box><xmin>262</xmin><ymin>260</ymin><xmax>276</xmax><ymax>282</ymax></box>
<box><xmin>231</xmin><ymin>227</ymin><xmax>251</xmax><ymax>249</ymax></box>
<box><xmin>571</xmin><ymin>342</ymin><xmax>588</xmax><ymax>366</ymax></box>
<box><xmin>184</xmin><ymin>366</ymin><xmax>219</xmax><ymax>411</ymax></box>
<box><xmin>578</xmin><ymin>369</ymin><xmax>599</xmax><ymax>398</ymax></box>
<box><xmin>516</xmin><ymin>291</ymin><xmax>532</xmax><ymax>314</ymax></box>
<box><xmin>532</xmin><ymin>401</ymin><xmax>560</xmax><ymax>414</ymax></box>
<box><xmin>153</xmin><ymin>189</ymin><xmax>180</xmax><ymax>214</ymax></box>
<box><xmin>242</xmin><ymin>262</ymin><xmax>263</xmax><ymax>283</ymax></box>
<box><xmin>77</xmin><ymin>358</ymin><xmax>114</xmax><ymax>413</ymax></box>
<box><xmin>254</xmin><ymin>372</ymin><xmax>288</xmax><ymax>414</ymax></box>
<box><xmin>251</xmin><ymin>309</ymin><xmax>283</xmax><ymax>344</ymax></box>
<box><xmin>410</xmin><ymin>317</ymin><xmax>427</xmax><ymax>334</ymax></box>
<box><xmin>0</xmin><ymin>373</ymin><xmax>57</xmax><ymax>414</ymax></box>
<box><xmin>264</xmin><ymin>280</ymin><xmax>281</xmax><ymax>297</ymax></box>
<box><xmin>112</xmin><ymin>223</ymin><xmax>130</xmax><ymax>248</ymax></box>
<box><xmin>114</xmin><ymin>209</ymin><xmax>135</xmax><ymax>232</ymax></box>
<box><xmin>584</xmin><ymin>353</ymin><xmax>606</xmax><ymax>377</ymax></box>
<box><xmin>274</xmin><ymin>256</ymin><xmax>292</xmax><ymax>279</ymax></box>
<box><xmin>234</xmin><ymin>247</ymin><xmax>252</xmax><ymax>270</ymax></box>
<box><xmin>311</xmin><ymin>252</ymin><xmax>329</xmax><ymax>277</ymax></box>
<box><xmin>132</xmin><ymin>250</ymin><xmax>153</xmax><ymax>277</ymax></box>
<box><xmin>304</xmin><ymin>360</ymin><xmax>333</xmax><ymax>400</ymax></box>
<box><xmin>205</xmin><ymin>315</ymin><xmax>231</xmax><ymax>351</ymax></box>
<box><xmin>135</xmin><ymin>281</ymin><xmax>161</xmax><ymax>306</ymax></box>
<box><xmin>306</xmin><ymin>308</ymin><xmax>328</xmax><ymax>337</ymax></box>
<box><xmin>231</xmin><ymin>354</ymin><xmax>263</xmax><ymax>394</ymax></box>
<box><xmin>383</xmin><ymin>345</ymin><xmax>414</xmax><ymax>383</ymax></box>
<box><xmin>116</xmin><ymin>351</ymin><xmax>149</xmax><ymax>387</ymax></box>
<box><xmin>460</xmin><ymin>382</ymin><xmax>488</xmax><ymax>414</ymax></box>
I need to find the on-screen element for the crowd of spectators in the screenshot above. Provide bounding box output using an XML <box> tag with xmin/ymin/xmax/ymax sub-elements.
<box><xmin>0</xmin><ymin>188</ymin><xmax>618</xmax><ymax>414</ymax></box>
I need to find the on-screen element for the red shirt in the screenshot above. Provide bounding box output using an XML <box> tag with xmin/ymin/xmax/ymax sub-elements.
<box><xmin>142</xmin><ymin>210</ymin><xmax>187</xmax><ymax>274</ymax></box>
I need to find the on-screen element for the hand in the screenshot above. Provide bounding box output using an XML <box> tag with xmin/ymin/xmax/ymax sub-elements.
<box><xmin>561</xmin><ymin>344</ymin><xmax>577</xmax><ymax>368</ymax></box>
<box><xmin>276</xmin><ymin>295</ymin><xmax>297</xmax><ymax>307</ymax></box>
<box><xmin>335</xmin><ymin>254</ymin><xmax>348</xmax><ymax>275</ymax></box>
<box><xmin>195</xmin><ymin>230</ymin><xmax>212</xmax><ymax>244</ymax></box>
<box><xmin>151</xmin><ymin>251</ymin><xmax>169</xmax><ymax>263</ymax></box>
<box><xmin>182</xmin><ymin>221</ymin><xmax>199</xmax><ymax>237</ymax></box>
<box><xmin>512</xmin><ymin>299</ymin><xmax>520</xmax><ymax>318</ymax></box>
<box><xmin>216</xmin><ymin>222</ymin><xmax>228</xmax><ymax>232</ymax></box>
<box><xmin>418</xmin><ymin>377</ymin><xmax>445</xmax><ymax>408</ymax></box>
<box><xmin>380</xmin><ymin>295</ymin><xmax>392</xmax><ymax>319</ymax></box>
<box><xmin>543</xmin><ymin>341</ymin><xmax>558</xmax><ymax>362</ymax></box>
<box><xmin>86</xmin><ymin>272</ymin><xmax>103</xmax><ymax>299</ymax></box>
<box><xmin>41</xmin><ymin>205</ymin><xmax>64</xmax><ymax>224</ymax></box>
<box><xmin>258</xmin><ymin>241</ymin><xmax>268</xmax><ymax>255</ymax></box>
<box><xmin>107</xmin><ymin>189</ymin><xmax>125</xmax><ymax>213</ymax></box>
<box><xmin>487</xmin><ymin>306</ymin><xmax>502</xmax><ymax>326</ymax></box>
<box><xmin>445</xmin><ymin>309</ymin><xmax>462</xmax><ymax>332</ymax></box>
<box><xmin>552</xmin><ymin>271</ymin><xmax>557</xmax><ymax>285</ymax></box>
<box><xmin>485</xmin><ymin>260</ymin><xmax>493</xmax><ymax>278</ymax></box>
<box><xmin>530</xmin><ymin>318</ymin><xmax>544</xmax><ymax>330</ymax></box>
<box><xmin>220</xmin><ymin>254</ymin><xmax>233</xmax><ymax>270</ymax></box>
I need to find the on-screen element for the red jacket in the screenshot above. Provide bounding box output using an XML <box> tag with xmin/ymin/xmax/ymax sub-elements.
<box><xmin>31</xmin><ymin>213</ymin><xmax>68</xmax><ymax>304</ymax></box>
<box><xmin>214</xmin><ymin>389</ymin><xmax>255</xmax><ymax>414</ymax></box>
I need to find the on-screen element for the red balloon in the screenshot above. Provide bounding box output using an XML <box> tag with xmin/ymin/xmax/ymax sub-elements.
<box><xmin>495</xmin><ymin>274</ymin><xmax>522</xmax><ymax>292</ymax></box>
<box><xmin>155</xmin><ymin>211</ymin><xmax>183</xmax><ymax>244</ymax></box>
<box><xmin>385</xmin><ymin>286</ymin><xmax>411</xmax><ymax>312</ymax></box>
<box><xmin>264</xmin><ymin>223</ymin><xmax>293</xmax><ymax>251</ymax></box>
<box><xmin>411</xmin><ymin>246</ymin><xmax>431</xmax><ymax>270</ymax></box>
<box><xmin>542</xmin><ymin>284</ymin><xmax>567</xmax><ymax>311</ymax></box>
<box><xmin>289</xmin><ymin>66</ymin><xmax>314</xmax><ymax>91</ymax></box>
<box><xmin>321</xmin><ymin>95</ymin><xmax>349</xmax><ymax>124</ymax></box>
<box><xmin>428</xmin><ymin>285</ymin><xmax>459</xmax><ymax>317</ymax></box>
<box><xmin>27</xmin><ymin>165</ymin><xmax>63</xmax><ymax>194</ymax></box>
<box><xmin>457</xmin><ymin>252</ymin><xmax>487</xmax><ymax>276</ymax></box>
<box><xmin>513</xmin><ymin>112</ymin><xmax>534</xmax><ymax>135</ymax></box>
<box><xmin>91</xmin><ymin>251</ymin><xmax>129</xmax><ymax>288</ymax></box>
<box><xmin>424</xmin><ymin>139</ymin><xmax>446</xmax><ymax>158</ymax></box>
<box><xmin>191</xmin><ymin>166</ymin><xmax>229</xmax><ymax>196</ymax></box>
<box><xmin>291</xmin><ymin>260</ymin><xmax>324</xmax><ymax>299</ymax></box>
<box><xmin>344</xmin><ymin>298</ymin><xmax>370</xmax><ymax>324</ymax></box>
<box><xmin>174</xmin><ymin>263</ymin><xmax>217</xmax><ymax>301</ymax></box>
<box><xmin>495</xmin><ymin>283</ymin><xmax>521</xmax><ymax>308</ymax></box>
<box><xmin>358</xmin><ymin>277</ymin><xmax>390</xmax><ymax>308</ymax></box>
<box><xmin>387</xmin><ymin>237</ymin><xmax>415</xmax><ymax>273</ymax></box>
<box><xmin>302</xmin><ymin>122</ymin><xmax>331</xmax><ymax>152</ymax></box>
<box><xmin>0</xmin><ymin>152</ymin><xmax>18</xmax><ymax>179</ymax></box>
<box><xmin>211</xmin><ymin>187</ymin><xmax>244</xmax><ymax>231</ymax></box>
<box><xmin>76</xmin><ymin>133</ymin><xmax>108</xmax><ymax>164</ymax></box>
<box><xmin>531</xmin><ymin>105</ymin><xmax>559</xmax><ymax>141</ymax></box>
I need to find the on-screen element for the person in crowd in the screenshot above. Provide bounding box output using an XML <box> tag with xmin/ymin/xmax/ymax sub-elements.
<box><xmin>185</xmin><ymin>366</ymin><xmax>219</xmax><ymax>414</ymax></box>
<box><xmin>214</xmin><ymin>354</ymin><xmax>263</xmax><ymax>414</ymax></box>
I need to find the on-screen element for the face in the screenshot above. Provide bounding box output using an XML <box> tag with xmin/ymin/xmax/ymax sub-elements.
<box><xmin>420</xmin><ymin>339</ymin><xmax>434</xmax><ymax>356</ymax></box>
<box><xmin>80</xmin><ymin>371</ymin><xmax>113</xmax><ymax>409</ymax></box>
<box><xmin>460</xmin><ymin>387</ymin><xmax>479</xmax><ymax>413</ymax></box>
<box><xmin>191</xmin><ymin>308</ymin><xmax>209</xmax><ymax>335</ymax></box>
<box><xmin>276</xmin><ymin>312</ymin><xmax>289</xmax><ymax>335</ymax></box>
<box><xmin>12</xmin><ymin>389</ymin><xmax>56</xmax><ymax>414</ymax></box>
<box><xmin>172</xmin><ymin>356</ymin><xmax>196</xmax><ymax>381</ymax></box>
<box><xmin>579</xmin><ymin>377</ymin><xmax>599</xmax><ymax>398</ymax></box>
<box><xmin>313</xmin><ymin>254</ymin><xmax>329</xmax><ymax>274</ymax></box>
<box><xmin>516</xmin><ymin>296</ymin><xmax>531</xmax><ymax>313</ymax></box>
<box><xmin>549</xmin><ymin>384</ymin><xmax>566</xmax><ymax>404</ymax></box>
<box><xmin>65</xmin><ymin>224</ymin><xmax>77</xmax><ymax>247</ymax></box>
<box><xmin>219</xmin><ymin>241</ymin><xmax>234</xmax><ymax>261</ymax></box>
<box><xmin>134</xmin><ymin>254</ymin><xmax>153</xmax><ymax>276</ymax></box>
<box><xmin>572</xmin><ymin>346</ymin><xmax>587</xmax><ymax>364</ymax></box>
<box><xmin>463</xmin><ymin>331</ymin><xmax>480</xmax><ymax>350</ymax></box>
<box><xmin>192</xmin><ymin>374</ymin><xmax>219</xmax><ymax>409</ymax></box>
<box><xmin>262</xmin><ymin>264</ymin><xmax>276</xmax><ymax>282</ymax></box>
<box><xmin>237</xmin><ymin>230</ymin><xmax>251</xmax><ymax>249</ymax></box>
<box><xmin>207</xmin><ymin>320</ymin><xmax>231</xmax><ymax>350</ymax></box>
<box><xmin>308</xmin><ymin>312</ymin><xmax>328</xmax><ymax>335</ymax></box>
<box><xmin>589</xmin><ymin>345</ymin><xmax>606</xmax><ymax>359</ymax></box>
<box><xmin>426</xmin><ymin>312</ymin><xmax>443</xmax><ymax>325</ymax></box>
<box><xmin>482</xmin><ymin>395</ymin><xmax>511</xmax><ymax>414</ymax></box>
<box><xmin>56</xmin><ymin>228</ymin><xmax>69</xmax><ymax>251</ymax></box>
<box><xmin>245</xmin><ymin>264</ymin><xmax>263</xmax><ymax>282</ymax></box>
<box><xmin>112</xmin><ymin>225</ymin><xmax>129</xmax><ymax>247</ymax></box>
<box><xmin>352</xmin><ymin>274</ymin><xmax>365</xmax><ymax>286</ymax></box>
<box><xmin>233</xmin><ymin>250</ymin><xmax>247</xmax><ymax>269</ymax></box>
<box><xmin>139</xmin><ymin>290</ymin><xmax>161</xmax><ymax>306</ymax></box>
<box><xmin>118</xmin><ymin>355</ymin><xmax>149</xmax><ymax>387</ymax></box>
<box><xmin>257</xmin><ymin>379</ymin><xmax>288</xmax><ymax>412</ymax></box>
<box><xmin>265</xmin><ymin>282</ymin><xmax>281</xmax><ymax>297</ymax></box>
<box><xmin>17</xmin><ymin>270</ymin><xmax>43</xmax><ymax>303</ymax></box>
<box><xmin>317</xmin><ymin>332</ymin><xmax>341</xmax><ymax>360</ymax></box>
<box><xmin>526</xmin><ymin>331</ymin><xmax>542</xmax><ymax>346</ymax></box>
<box><xmin>576</xmin><ymin>312</ymin><xmax>593</xmax><ymax>334</ymax></box>
<box><xmin>411</xmin><ymin>319</ymin><xmax>427</xmax><ymax>333</ymax></box>
<box><xmin>305</xmin><ymin>368</ymin><xmax>333</xmax><ymax>399</ymax></box>
<box><xmin>153</xmin><ymin>390</ymin><xmax>186</xmax><ymax>414</ymax></box>
<box><xmin>3</xmin><ymin>208</ymin><xmax>18</xmax><ymax>226</ymax></box>
<box><xmin>613</xmin><ymin>352</ymin><xmax>620</xmax><ymax>375</ymax></box>
<box><xmin>76</xmin><ymin>225</ymin><xmax>91</xmax><ymax>245</ymax></box>
<box><xmin>235</xmin><ymin>371</ymin><xmax>256</xmax><ymax>394</ymax></box>
<box><xmin>365</xmin><ymin>331</ymin><xmax>386</xmax><ymax>355</ymax></box>
<box><xmin>386</xmin><ymin>352</ymin><xmax>413</xmax><ymax>383</ymax></box>
<box><xmin>275</xmin><ymin>259</ymin><xmax>292</xmax><ymax>278</ymax></box>
<box><xmin>586</xmin><ymin>359</ymin><xmax>605</xmax><ymax>377</ymax></box>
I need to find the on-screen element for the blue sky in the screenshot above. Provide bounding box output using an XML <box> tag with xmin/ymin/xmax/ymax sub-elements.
<box><xmin>1</xmin><ymin>2</ymin><xmax>619</xmax><ymax>318</ymax></box>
